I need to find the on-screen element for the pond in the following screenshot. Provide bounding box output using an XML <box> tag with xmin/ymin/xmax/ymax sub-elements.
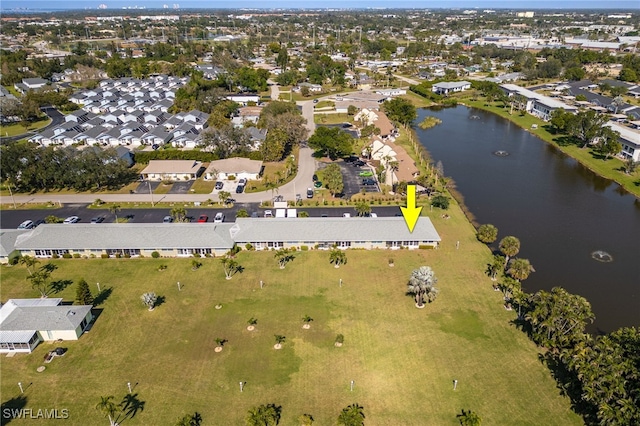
<box><xmin>415</xmin><ymin>106</ymin><xmax>640</xmax><ymax>333</ymax></box>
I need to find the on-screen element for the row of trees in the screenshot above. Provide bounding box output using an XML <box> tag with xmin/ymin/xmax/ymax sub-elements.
<box><xmin>0</xmin><ymin>143</ymin><xmax>138</xmax><ymax>192</ymax></box>
<box><xmin>476</xmin><ymin>224</ymin><xmax>639</xmax><ymax>425</ymax></box>
<box><xmin>549</xmin><ymin>109</ymin><xmax>623</xmax><ymax>159</ymax></box>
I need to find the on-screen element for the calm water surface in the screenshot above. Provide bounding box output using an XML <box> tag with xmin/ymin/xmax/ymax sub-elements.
<box><xmin>416</xmin><ymin>106</ymin><xmax>640</xmax><ymax>333</ymax></box>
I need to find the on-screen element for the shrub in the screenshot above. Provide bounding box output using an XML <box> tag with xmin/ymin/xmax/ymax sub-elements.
<box><xmin>193</xmin><ymin>253</ymin><xmax>201</xmax><ymax>258</ymax></box>
<box><xmin>90</xmin><ymin>254</ymin><xmax>96</xmax><ymax>259</ymax></box>
<box><xmin>124</xmin><ymin>253</ymin><xmax>131</xmax><ymax>258</ymax></box>
<box><xmin>101</xmin><ymin>253</ymin><xmax>109</xmax><ymax>259</ymax></box>
<box><xmin>52</xmin><ymin>253</ymin><xmax>60</xmax><ymax>259</ymax></box>
<box><xmin>72</xmin><ymin>253</ymin><xmax>81</xmax><ymax>259</ymax></box>
<box><xmin>300</xmin><ymin>245</ymin><xmax>309</xmax><ymax>251</ymax></box>
<box><xmin>419</xmin><ymin>245</ymin><xmax>435</xmax><ymax>250</ymax></box>
<box><xmin>228</xmin><ymin>175</ymin><xmax>236</xmax><ymax>181</ymax></box>
<box><xmin>335</xmin><ymin>334</ymin><xmax>344</xmax><ymax>344</ymax></box>
<box><xmin>245</xmin><ymin>243</ymin><xmax>254</xmax><ymax>251</ymax></box>
<box><xmin>151</xmin><ymin>251</ymin><xmax>160</xmax><ymax>259</ymax></box>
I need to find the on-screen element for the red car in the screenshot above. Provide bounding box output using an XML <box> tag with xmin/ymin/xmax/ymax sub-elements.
<box><xmin>197</xmin><ymin>215</ymin><xmax>208</xmax><ymax>223</ymax></box>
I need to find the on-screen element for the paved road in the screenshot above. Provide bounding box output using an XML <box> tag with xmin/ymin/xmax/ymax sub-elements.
<box><xmin>0</xmin><ymin>106</ymin><xmax>64</xmax><ymax>143</ymax></box>
<box><xmin>1</xmin><ymin>204</ymin><xmax>402</xmax><ymax>228</ymax></box>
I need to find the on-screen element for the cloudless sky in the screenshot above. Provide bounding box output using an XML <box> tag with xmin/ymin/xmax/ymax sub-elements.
<box><xmin>2</xmin><ymin>0</ymin><xmax>639</xmax><ymax>10</ymax></box>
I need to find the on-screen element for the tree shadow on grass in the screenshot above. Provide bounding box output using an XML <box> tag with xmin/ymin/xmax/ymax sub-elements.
<box><xmin>48</xmin><ymin>279</ymin><xmax>73</xmax><ymax>295</ymax></box>
<box><xmin>553</xmin><ymin>135</ymin><xmax>578</xmax><ymax>147</ymax></box>
<box><xmin>154</xmin><ymin>295</ymin><xmax>166</xmax><ymax>308</ymax></box>
<box><xmin>1</xmin><ymin>395</ymin><xmax>28</xmax><ymax>425</ymax></box>
<box><xmin>115</xmin><ymin>393</ymin><xmax>145</xmax><ymax>424</ymax></box>
<box><xmin>93</xmin><ymin>287</ymin><xmax>113</xmax><ymax>307</ymax></box>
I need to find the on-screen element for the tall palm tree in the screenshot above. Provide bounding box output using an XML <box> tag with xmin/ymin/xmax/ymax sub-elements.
<box><xmin>407</xmin><ymin>266</ymin><xmax>438</xmax><ymax>307</ymax></box>
<box><xmin>337</xmin><ymin>403</ymin><xmax>365</xmax><ymax>426</ymax></box>
<box><xmin>95</xmin><ymin>395</ymin><xmax>118</xmax><ymax>426</ymax></box>
<box><xmin>170</xmin><ymin>207</ymin><xmax>187</xmax><ymax>223</ymax></box>
<box><xmin>507</xmin><ymin>258</ymin><xmax>534</xmax><ymax>281</ymax></box>
<box><xmin>274</xmin><ymin>248</ymin><xmax>294</xmax><ymax>269</ymax></box>
<box><xmin>109</xmin><ymin>204</ymin><xmax>121</xmax><ymax>223</ymax></box>
<box><xmin>456</xmin><ymin>408</ymin><xmax>481</xmax><ymax>425</ymax></box>
<box><xmin>498</xmin><ymin>236</ymin><xmax>520</xmax><ymax>266</ymax></box>
<box><xmin>476</xmin><ymin>224</ymin><xmax>498</xmax><ymax>244</ymax></box>
<box><xmin>19</xmin><ymin>255</ymin><xmax>39</xmax><ymax>276</ymax></box>
<box><xmin>245</xmin><ymin>403</ymin><xmax>281</xmax><ymax>426</ymax></box>
<box><xmin>354</xmin><ymin>200</ymin><xmax>371</xmax><ymax>217</ymax></box>
<box><xmin>329</xmin><ymin>248</ymin><xmax>347</xmax><ymax>268</ymax></box>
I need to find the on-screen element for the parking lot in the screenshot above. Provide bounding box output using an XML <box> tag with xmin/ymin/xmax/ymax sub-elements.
<box><xmin>168</xmin><ymin>180</ymin><xmax>194</xmax><ymax>194</ymax></box>
<box><xmin>134</xmin><ymin>181</ymin><xmax>160</xmax><ymax>193</ymax></box>
<box><xmin>338</xmin><ymin>161</ymin><xmax>379</xmax><ymax>198</ymax></box>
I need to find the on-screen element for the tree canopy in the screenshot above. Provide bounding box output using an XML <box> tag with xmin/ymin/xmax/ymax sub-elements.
<box><xmin>308</xmin><ymin>127</ymin><xmax>354</xmax><ymax>160</ymax></box>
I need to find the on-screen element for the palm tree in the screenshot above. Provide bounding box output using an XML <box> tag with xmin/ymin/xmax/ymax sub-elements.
<box><xmin>221</xmin><ymin>257</ymin><xmax>240</xmax><ymax>279</ymax></box>
<box><xmin>406</xmin><ymin>266</ymin><xmax>438</xmax><ymax>307</ymax></box>
<box><xmin>456</xmin><ymin>408</ymin><xmax>481</xmax><ymax>425</ymax></box>
<box><xmin>19</xmin><ymin>255</ymin><xmax>39</xmax><ymax>276</ymax></box>
<box><xmin>274</xmin><ymin>248</ymin><xmax>294</xmax><ymax>269</ymax></box>
<box><xmin>109</xmin><ymin>204</ymin><xmax>121</xmax><ymax>223</ymax></box>
<box><xmin>498</xmin><ymin>236</ymin><xmax>520</xmax><ymax>266</ymax></box>
<box><xmin>507</xmin><ymin>258</ymin><xmax>534</xmax><ymax>281</ymax></box>
<box><xmin>218</xmin><ymin>190</ymin><xmax>231</xmax><ymax>205</ymax></box>
<box><xmin>302</xmin><ymin>315</ymin><xmax>313</xmax><ymax>328</ymax></box>
<box><xmin>337</xmin><ymin>403</ymin><xmax>365</xmax><ymax>426</ymax></box>
<box><xmin>486</xmin><ymin>255</ymin><xmax>505</xmax><ymax>281</ymax></box>
<box><xmin>175</xmin><ymin>412</ymin><xmax>202</xmax><ymax>426</ymax></box>
<box><xmin>140</xmin><ymin>292</ymin><xmax>157</xmax><ymax>311</ymax></box>
<box><xmin>274</xmin><ymin>335</ymin><xmax>286</xmax><ymax>345</ymax></box>
<box><xmin>354</xmin><ymin>200</ymin><xmax>371</xmax><ymax>217</ymax></box>
<box><xmin>95</xmin><ymin>395</ymin><xmax>118</xmax><ymax>426</ymax></box>
<box><xmin>246</xmin><ymin>403</ymin><xmax>281</xmax><ymax>426</ymax></box>
<box><xmin>329</xmin><ymin>248</ymin><xmax>347</xmax><ymax>268</ymax></box>
<box><xmin>170</xmin><ymin>207</ymin><xmax>187</xmax><ymax>223</ymax></box>
<box><xmin>476</xmin><ymin>224</ymin><xmax>498</xmax><ymax>244</ymax></box>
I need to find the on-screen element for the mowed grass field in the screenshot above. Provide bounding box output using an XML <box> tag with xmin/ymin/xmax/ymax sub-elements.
<box><xmin>0</xmin><ymin>205</ymin><xmax>581</xmax><ymax>425</ymax></box>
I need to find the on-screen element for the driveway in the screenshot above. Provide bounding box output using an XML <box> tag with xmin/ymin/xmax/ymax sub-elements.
<box><xmin>134</xmin><ymin>181</ymin><xmax>160</xmax><ymax>194</ymax></box>
<box><xmin>168</xmin><ymin>181</ymin><xmax>194</xmax><ymax>194</ymax></box>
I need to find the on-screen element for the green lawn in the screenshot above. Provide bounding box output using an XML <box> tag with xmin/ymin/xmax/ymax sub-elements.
<box><xmin>0</xmin><ymin>203</ymin><xmax>580</xmax><ymax>425</ymax></box>
<box><xmin>0</xmin><ymin>117</ymin><xmax>51</xmax><ymax>137</ymax></box>
<box><xmin>314</xmin><ymin>113</ymin><xmax>352</xmax><ymax>125</ymax></box>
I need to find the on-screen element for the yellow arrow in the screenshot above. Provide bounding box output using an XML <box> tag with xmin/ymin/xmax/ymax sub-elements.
<box><xmin>400</xmin><ymin>184</ymin><xmax>422</xmax><ymax>233</ymax></box>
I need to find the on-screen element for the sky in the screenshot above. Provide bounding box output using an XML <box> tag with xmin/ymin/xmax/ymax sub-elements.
<box><xmin>1</xmin><ymin>0</ymin><xmax>639</xmax><ymax>11</ymax></box>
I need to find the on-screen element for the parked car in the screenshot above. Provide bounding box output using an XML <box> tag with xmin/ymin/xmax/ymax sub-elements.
<box><xmin>214</xmin><ymin>213</ymin><xmax>224</xmax><ymax>223</ymax></box>
<box><xmin>33</xmin><ymin>219</ymin><xmax>45</xmax><ymax>227</ymax></box>
<box><xmin>312</xmin><ymin>174</ymin><xmax>318</xmax><ymax>182</ymax></box>
<box><xmin>314</xmin><ymin>181</ymin><xmax>323</xmax><ymax>188</ymax></box>
<box><xmin>90</xmin><ymin>216</ymin><xmax>105</xmax><ymax>224</ymax></box>
<box><xmin>313</xmin><ymin>99</ymin><xmax>319</xmax><ymax>103</ymax></box>
<box><xmin>353</xmin><ymin>160</ymin><xmax>366</xmax><ymax>167</ymax></box>
<box><xmin>214</xmin><ymin>181</ymin><xmax>224</xmax><ymax>190</ymax></box>
<box><xmin>307</xmin><ymin>188</ymin><xmax>314</xmax><ymax>198</ymax></box>
<box><xmin>63</xmin><ymin>216</ymin><xmax>80</xmax><ymax>224</ymax></box>
<box><xmin>343</xmin><ymin>213</ymin><xmax>351</xmax><ymax>218</ymax></box>
<box><xmin>197</xmin><ymin>215</ymin><xmax>209</xmax><ymax>223</ymax></box>
<box><xmin>264</xmin><ymin>210</ymin><xmax>273</xmax><ymax>218</ymax></box>
<box><xmin>362</xmin><ymin>178</ymin><xmax>376</xmax><ymax>186</ymax></box>
<box><xmin>370</xmin><ymin>213</ymin><xmax>378</xmax><ymax>218</ymax></box>
<box><xmin>238</xmin><ymin>178</ymin><xmax>247</xmax><ymax>185</ymax></box>
<box><xmin>17</xmin><ymin>220</ymin><xmax>34</xmax><ymax>230</ymax></box>
<box><xmin>235</xmin><ymin>185</ymin><xmax>245</xmax><ymax>193</ymax></box>
<box><xmin>163</xmin><ymin>216</ymin><xmax>173</xmax><ymax>223</ymax></box>
<box><xmin>225</xmin><ymin>198</ymin><xmax>236</xmax><ymax>204</ymax></box>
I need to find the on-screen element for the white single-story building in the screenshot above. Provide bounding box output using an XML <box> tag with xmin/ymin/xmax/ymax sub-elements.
<box><xmin>501</xmin><ymin>84</ymin><xmax>578</xmax><ymax>121</ymax></box>
<box><xmin>205</xmin><ymin>158</ymin><xmax>264</xmax><ymax>181</ymax></box>
<box><xmin>230</xmin><ymin>217</ymin><xmax>441</xmax><ymax>250</ymax></box>
<box><xmin>14</xmin><ymin>223</ymin><xmax>236</xmax><ymax>259</ymax></box>
<box><xmin>140</xmin><ymin>160</ymin><xmax>204</xmax><ymax>181</ymax></box>
<box><xmin>0</xmin><ymin>230</ymin><xmax>27</xmax><ymax>264</ymax></box>
<box><xmin>0</xmin><ymin>298</ymin><xmax>93</xmax><ymax>354</ymax></box>
<box><xmin>432</xmin><ymin>81</ymin><xmax>471</xmax><ymax>95</ymax></box>
<box><xmin>605</xmin><ymin>121</ymin><xmax>640</xmax><ymax>161</ymax></box>
<box><xmin>226</xmin><ymin>95</ymin><xmax>260</xmax><ymax>106</ymax></box>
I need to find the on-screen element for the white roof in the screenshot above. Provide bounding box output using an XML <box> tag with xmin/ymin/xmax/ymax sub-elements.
<box><xmin>604</xmin><ymin>122</ymin><xmax>640</xmax><ymax>147</ymax></box>
<box><xmin>141</xmin><ymin>160</ymin><xmax>203</xmax><ymax>174</ymax></box>
<box><xmin>433</xmin><ymin>81</ymin><xmax>471</xmax><ymax>89</ymax></box>
<box><xmin>230</xmin><ymin>217</ymin><xmax>441</xmax><ymax>243</ymax></box>
<box><xmin>206</xmin><ymin>158</ymin><xmax>263</xmax><ymax>174</ymax></box>
<box><xmin>15</xmin><ymin>223</ymin><xmax>236</xmax><ymax>250</ymax></box>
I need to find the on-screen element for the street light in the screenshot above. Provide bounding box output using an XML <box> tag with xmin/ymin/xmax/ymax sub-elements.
<box><xmin>127</xmin><ymin>382</ymin><xmax>132</xmax><ymax>393</ymax></box>
<box><xmin>240</xmin><ymin>381</ymin><xmax>244</xmax><ymax>392</ymax></box>
<box><xmin>350</xmin><ymin>380</ymin><xmax>354</xmax><ymax>391</ymax></box>
<box><xmin>18</xmin><ymin>382</ymin><xmax>23</xmax><ymax>393</ymax></box>
<box><xmin>147</xmin><ymin>181</ymin><xmax>155</xmax><ymax>207</ymax></box>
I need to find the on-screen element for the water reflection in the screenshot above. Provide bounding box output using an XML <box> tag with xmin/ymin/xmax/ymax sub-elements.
<box><xmin>415</xmin><ymin>106</ymin><xmax>640</xmax><ymax>333</ymax></box>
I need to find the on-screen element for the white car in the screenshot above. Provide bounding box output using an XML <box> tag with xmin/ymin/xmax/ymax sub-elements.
<box><xmin>343</xmin><ymin>213</ymin><xmax>351</xmax><ymax>218</ymax></box>
<box><xmin>370</xmin><ymin>213</ymin><xmax>378</xmax><ymax>218</ymax></box>
<box><xmin>63</xmin><ymin>216</ymin><xmax>80</xmax><ymax>224</ymax></box>
<box><xmin>214</xmin><ymin>212</ymin><xmax>225</xmax><ymax>223</ymax></box>
<box><xmin>264</xmin><ymin>210</ymin><xmax>273</xmax><ymax>218</ymax></box>
<box><xmin>18</xmin><ymin>220</ymin><xmax>34</xmax><ymax>229</ymax></box>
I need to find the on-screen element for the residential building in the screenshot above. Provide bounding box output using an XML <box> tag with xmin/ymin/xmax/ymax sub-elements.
<box><xmin>0</xmin><ymin>298</ymin><xmax>93</xmax><ymax>354</ymax></box>
<box><xmin>432</xmin><ymin>81</ymin><xmax>472</xmax><ymax>95</ymax></box>
<box><xmin>205</xmin><ymin>158</ymin><xmax>264</xmax><ymax>181</ymax></box>
<box><xmin>140</xmin><ymin>160</ymin><xmax>204</xmax><ymax>181</ymax></box>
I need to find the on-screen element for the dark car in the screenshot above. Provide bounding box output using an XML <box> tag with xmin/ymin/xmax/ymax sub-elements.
<box><xmin>215</xmin><ymin>181</ymin><xmax>224</xmax><ymax>190</ymax></box>
<box><xmin>312</xmin><ymin>174</ymin><xmax>318</xmax><ymax>182</ymax></box>
<box><xmin>90</xmin><ymin>216</ymin><xmax>105</xmax><ymax>224</ymax></box>
<box><xmin>225</xmin><ymin>198</ymin><xmax>236</xmax><ymax>204</ymax></box>
<box><xmin>353</xmin><ymin>160</ymin><xmax>366</xmax><ymax>167</ymax></box>
<box><xmin>362</xmin><ymin>178</ymin><xmax>376</xmax><ymax>186</ymax></box>
<box><xmin>235</xmin><ymin>185</ymin><xmax>245</xmax><ymax>193</ymax></box>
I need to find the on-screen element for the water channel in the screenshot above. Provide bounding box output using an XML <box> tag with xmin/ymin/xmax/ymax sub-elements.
<box><xmin>415</xmin><ymin>106</ymin><xmax>640</xmax><ymax>333</ymax></box>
